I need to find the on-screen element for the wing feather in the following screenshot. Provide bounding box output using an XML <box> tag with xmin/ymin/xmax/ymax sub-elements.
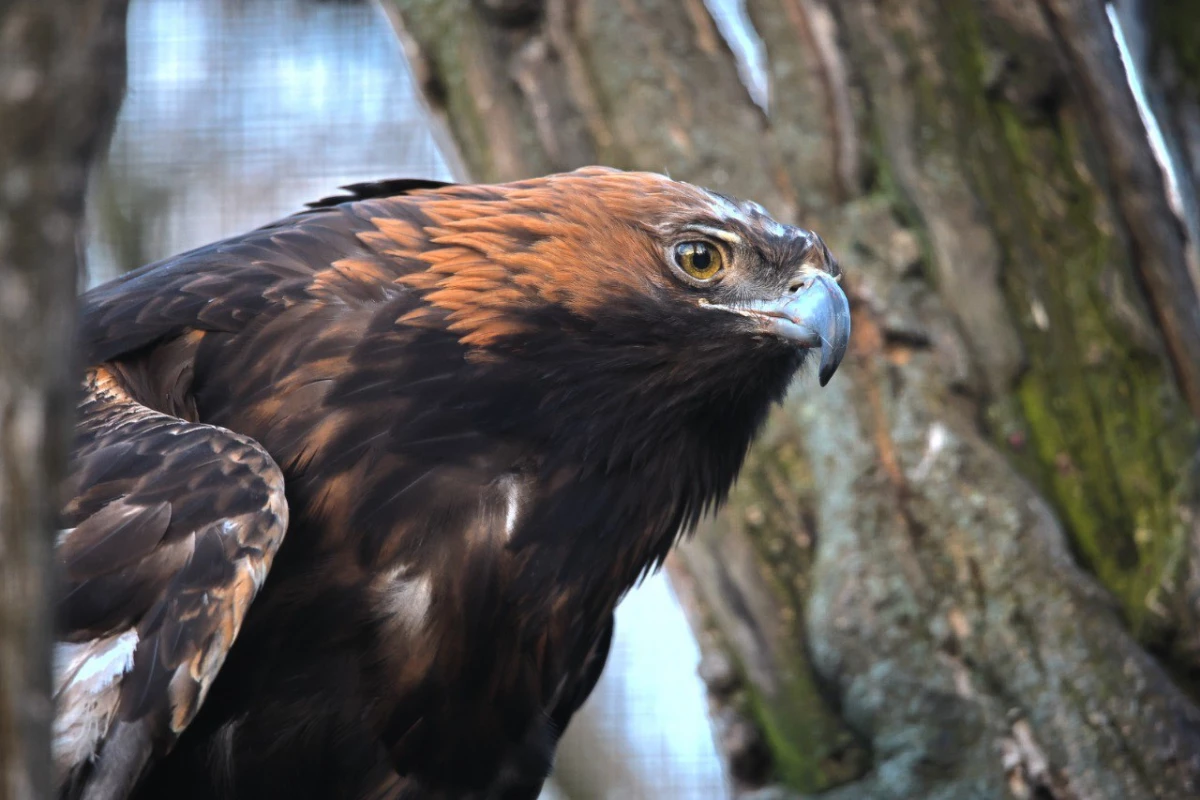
<box><xmin>54</xmin><ymin>367</ymin><xmax>288</xmax><ymax>799</ymax></box>
<box><xmin>77</xmin><ymin>179</ymin><xmax>449</xmax><ymax>367</ymax></box>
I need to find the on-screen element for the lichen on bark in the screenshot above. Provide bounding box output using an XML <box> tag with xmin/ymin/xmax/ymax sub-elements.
<box><xmin>844</xmin><ymin>0</ymin><xmax>1200</xmax><ymax>644</ymax></box>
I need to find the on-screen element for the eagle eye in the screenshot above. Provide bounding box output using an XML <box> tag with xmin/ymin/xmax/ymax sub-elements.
<box><xmin>673</xmin><ymin>241</ymin><xmax>723</xmax><ymax>281</ymax></box>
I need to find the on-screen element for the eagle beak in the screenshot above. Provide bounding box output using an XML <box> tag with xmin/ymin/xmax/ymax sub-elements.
<box><xmin>745</xmin><ymin>272</ymin><xmax>851</xmax><ymax>386</ymax></box>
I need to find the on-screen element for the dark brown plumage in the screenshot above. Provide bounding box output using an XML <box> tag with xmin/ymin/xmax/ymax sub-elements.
<box><xmin>54</xmin><ymin>167</ymin><xmax>850</xmax><ymax>800</ymax></box>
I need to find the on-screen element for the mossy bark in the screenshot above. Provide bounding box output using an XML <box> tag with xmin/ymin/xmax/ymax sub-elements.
<box><xmin>0</xmin><ymin>2</ymin><xmax>128</xmax><ymax>798</ymax></box>
<box><xmin>387</xmin><ymin>1</ymin><xmax>1200</xmax><ymax>797</ymax></box>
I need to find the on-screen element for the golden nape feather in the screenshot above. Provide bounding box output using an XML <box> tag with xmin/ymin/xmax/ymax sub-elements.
<box><xmin>57</xmin><ymin>167</ymin><xmax>850</xmax><ymax>800</ymax></box>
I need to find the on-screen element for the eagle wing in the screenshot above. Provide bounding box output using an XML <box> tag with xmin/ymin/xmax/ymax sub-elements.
<box><xmin>56</xmin><ymin>180</ymin><xmax>459</xmax><ymax>799</ymax></box>
<box><xmin>54</xmin><ymin>366</ymin><xmax>288</xmax><ymax>799</ymax></box>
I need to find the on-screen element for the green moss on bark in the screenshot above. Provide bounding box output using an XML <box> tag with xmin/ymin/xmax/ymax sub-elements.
<box><xmin>1151</xmin><ymin>0</ymin><xmax>1200</xmax><ymax>89</ymax></box>
<box><xmin>931</xmin><ymin>4</ymin><xmax>1200</xmax><ymax>640</ymax></box>
<box><xmin>717</xmin><ymin>428</ymin><xmax>868</xmax><ymax>791</ymax></box>
<box><xmin>734</xmin><ymin>438</ymin><xmax>868</xmax><ymax>786</ymax></box>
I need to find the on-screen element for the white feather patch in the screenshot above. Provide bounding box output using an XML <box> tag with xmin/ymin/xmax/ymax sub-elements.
<box><xmin>501</xmin><ymin>476</ymin><xmax>524</xmax><ymax>540</ymax></box>
<box><xmin>54</xmin><ymin>630</ymin><xmax>138</xmax><ymax>697</ymax></box>
<box><xmin>378</xmin><ymin>566</ymin><xmax>433</xmax><ymax>635</ymax></box>
<box><xmin>52</xmin><ymin>630</ymin><xmax>139</xmax><ymax>781</ymax></box>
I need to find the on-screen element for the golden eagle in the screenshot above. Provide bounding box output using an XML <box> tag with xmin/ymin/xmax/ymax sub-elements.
<box><xmin>54</xmin><ymin>167</ymin><xmax>850</xmax><ymax>799</ymax></box>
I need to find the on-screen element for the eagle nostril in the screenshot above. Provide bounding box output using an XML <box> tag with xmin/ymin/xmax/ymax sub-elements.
<box><xmin>788</xmin><ymin>276</ymin><xmax>814</xmax><ymax>294</ymax></box>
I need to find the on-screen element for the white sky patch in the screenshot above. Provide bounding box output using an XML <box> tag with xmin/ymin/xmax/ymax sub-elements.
<box><xmin>1030</xmin><ymin>298</ymin><xmax>1050</xmax><ymax>331</ymax></box>
<box><xmin>912</xmin><ymin>422</ymin><xmax>950</xmax><ymax>482</ymax></box>
<box><xmin>703</xmin><ymin>0</ymin><xmax>770</xmax><ymax>112</ymax></box>
<box><xmin>1107</xmin><ymin>3</ymin><xmax>1185</xmax><ymax>219</ymax></box>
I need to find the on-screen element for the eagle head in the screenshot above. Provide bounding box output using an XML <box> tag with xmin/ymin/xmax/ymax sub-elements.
<box><xmin>388</xmin><ymin>166</ymin><xmax>849</xmax><ymax>395</ymax></box>
<box><xmin>338</xmin><ymin>166</ymin><xmax>854</xmax><ymax>524</ymax></box>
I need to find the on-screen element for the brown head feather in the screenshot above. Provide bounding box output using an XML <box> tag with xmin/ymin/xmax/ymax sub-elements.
<box><xmin>373</xmin><ymin>168</ymin><xmax>747</xmax><ymax>346</ymax></box>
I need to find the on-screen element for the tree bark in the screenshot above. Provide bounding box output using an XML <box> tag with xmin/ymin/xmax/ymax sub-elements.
<box><xmin>0</xmin><ymin>2</ymin><xmax>127</xmax><ymax>798</ymax></box>
<box><xmin>384</xmin><ymin>1</ymin><xmax>1200</xmax><ymax>797</ymax></box>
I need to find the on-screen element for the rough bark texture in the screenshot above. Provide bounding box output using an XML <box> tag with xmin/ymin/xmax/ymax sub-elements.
<box><xmin>0</xmin><ymin>2</ymin><xmax>127</xmax><ymax>798</ymax></box>
<box><xmin>385</xmin><ymin>0</ymin><xmax>1200</xmax><ymax>797</ymax></box>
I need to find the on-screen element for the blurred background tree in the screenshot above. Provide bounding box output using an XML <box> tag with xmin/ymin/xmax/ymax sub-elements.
<box><xmin>0</xmin><ymin>2</ymin><xmax>126</xmax><ymax>798</ymax></box>
<box><xmin>383</xmin><ymin>1</ymin><xmax>1200</xmax><ymax>798</ymax></box>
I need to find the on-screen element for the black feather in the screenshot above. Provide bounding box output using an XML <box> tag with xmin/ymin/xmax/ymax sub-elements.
<box><xmin>303</xmin><ymin>178</ymin><xmax>455</xmax><ymax>209</ymax></box>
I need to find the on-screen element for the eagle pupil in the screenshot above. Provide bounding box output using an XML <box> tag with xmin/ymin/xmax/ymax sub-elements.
<box><xmin>674</xmin><ymin>240</ymin><xmax>721</xmax><ymax>280</ymax></box>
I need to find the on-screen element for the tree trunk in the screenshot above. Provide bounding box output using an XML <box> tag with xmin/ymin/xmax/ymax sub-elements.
<box><xmin>384</xmin><ymin>1</ymin><xmax>1200</xmax><ymax>797</ymax></box>
<box><xmin>0</xmin><ymin>2</ymin><xmax>127</xmax><ymax>798</ymax></box>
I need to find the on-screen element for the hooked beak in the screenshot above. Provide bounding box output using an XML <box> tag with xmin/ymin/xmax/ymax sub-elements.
<box><xmin>735</xmin><ymin>272</ymin><xmax>851</xmax><ymax>386</ymax></box>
